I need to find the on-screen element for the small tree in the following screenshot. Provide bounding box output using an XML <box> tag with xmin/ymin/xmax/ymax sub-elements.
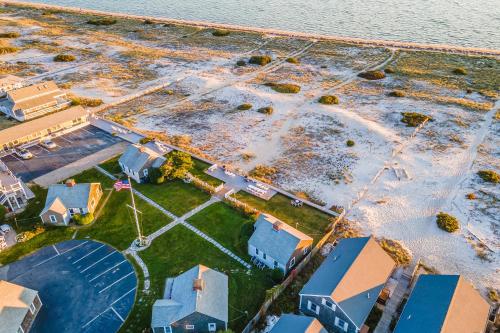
<box><xmin>159</xmin><ymin>151</ymin><xmax>193</xmax><ymax>180</ymax></box>
<box><xmin>436</xmin><ymin>212</ymin><xmax>459</xmax><ymax>232</ymax></box>
<box><xmin>148</xmin><ymin>167</ymin><xmax>164</xmax><ymax>184</ymax></box>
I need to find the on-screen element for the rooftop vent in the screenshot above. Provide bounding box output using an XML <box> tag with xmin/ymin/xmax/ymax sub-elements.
<box><xmin>65</xmin><ymin>179</ymin><xmax>76</xmax><ymax>187</ymax></box>
<box><xmin>193</xmin><ymin>278</ymin><xmax>204</xmax><ymax>292</ymax></box>
<box><xmin>273</xmin><ymin>221</ymin><xmax>283</xmax><ymax>231</ymax></box>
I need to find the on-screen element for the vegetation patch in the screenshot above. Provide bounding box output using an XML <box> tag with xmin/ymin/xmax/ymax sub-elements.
<box><xmin>70</xmin><ymin>96</ymin><xmax>103</xmax><ymax>107</ymax></box>
<box><xmin>250</xmin><ymin>164</ymin><xmax>277</xmax><ymax>183</ymax></box>
<box><xmin>384</xmin><ymin>66</ymin><xmax>395</xmax><ymax>74</ymax></box>
<box><xmin>143</xmin><ymin>19</ymin><xmax>154</xmax><ymax>25</ymax></box>
<box><xmin>401</xmin><ymin>112</ymin><xmax>432</xmax><ymax>127</ymax></box>
<box><xmin>453</xmin><ymin>67</ymin><xmax>467</xmax><ymax>75</ymax></box>
<box><xmin>465</xmin><ymin>193</ymin><xmax>476</xmax><ymax>200</ymax></box>
<box><xmin>0</xmin><ymin>32</ymin><xmax>20</xmax><ymax>38</ymax></box>
<box><xmin>54</xmin><ymin>54</ymin><xmax>76</xmax><ymax>62</ymax></box>
<box><xmin>0</xmin><ymin>46</ymin><xmax>18</xmax><ymax>54</ymax></box>
<box><xmin>358</xmin><ymin>70</ymin><xmax>386</xmax><ymax>80</ymax></box>
<box><xmin>264</xmin><ymin>83</ymin><xmax>301</xmax><ymax>94</ymax></box>
<box><xmin>379</xmin><ymin>238</ymin><xmax>412</xmax><ymax>266</ymax></box>
<box><xmin>346</xmin><ymin>139</ymin><xmax>355</xmax><ymax>147</ymax></box>
<box><xmin>318</xmin><ymin>95</ymin><xmax>339</xmax><ymax>105</ymax></box>
<box><xmin>237</xmin><ymin>103</ymin><xmax>252</xmax><ymax>111</ymax></box>
<box><xmin>87</xmin><ymin>17</ymin><xmax>117</xmax><ymax>26</ymax></box>
<box><xmin>236</xmin><ymin>59</ymin><xmax>246</xmax><ymax>66</ymax></box>
<box><xmin>212</xmin><ymin>29</ymin><xmax>230</xmax><ymax>37</ymax></box>
<box><xmin>249</xmin><ymin>55</ymin><xmax>272</xmax><ymax>66</ymax></box>
<box><xmin>285</xmin><ymin>57</ymin><xmax>300</xmax><ymax>64</ymax></box>
<box><xmin>436</xmin><ymin>212</ymin><xmax>460</xmax><ymax>232</ymax></box>
<box><xmin>389</xmin><ymin>90</ymin><xmax>406</xmax><ymax>97</ymax></box>
<box><xmin>73</xmin><ymin>213</ymin><xmax>94</xmax><ymax>225</ymax></box>
<box><xmin>477</xmin><ymin>170</ymin><xmax>499</xmax><ymax>183</ymax></box>
<box><xmin>257</xmin><ymin>106</ymin><xmax>274</xmax><ymax>115</ymax></box>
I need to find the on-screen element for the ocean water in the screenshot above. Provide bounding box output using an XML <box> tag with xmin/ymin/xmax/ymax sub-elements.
<box><xmin>21</xmin><ymin>0</ymin><xmax>500</xmax><ymax>49</ymax></box>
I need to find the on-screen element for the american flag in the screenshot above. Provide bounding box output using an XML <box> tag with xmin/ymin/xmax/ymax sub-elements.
<box><xmin>114</xmin><ymin>179</ymin><xmax>131</xmax><ymax>191</ymax></box>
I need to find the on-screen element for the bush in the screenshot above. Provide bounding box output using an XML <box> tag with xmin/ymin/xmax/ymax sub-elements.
<box><xmin>477</xmin><ymin>170</ymin><xmax>499</xmax><ymax>183</ymax></box>
<box><xmin>160</xmin><ymin>151</ymin><xmax>194</xmax><ymax>180</ymax></box>
<box><xmin>0</xmin><ymin>205</ymin><xmax>6</xmax><ymax>222</ymax></box>
<box><xmin>453</xmin><ymin>67</ymin><xmax>467</xmax><ymax>75</ymax></box>
<box><xmin>346</xmin><ymin>139</ymin><xmax>355</xmax><ymax>147</ymax></box>
<box><xmin>212</xmin><ymin>29</ymin><xmax>230</xmax><ymax>37</ymax></box>
<box><xmin>264</xmin><ymin>83</ymin><xmax>301</xmax><ymax>94</ymax></box>
<box><xmin>436</xmin><ymin>212</ymin><xmax>460</xmax><ymax>232</ymax></box>
<box><xmin>237</xmin><ymin>103</ymin><xmax>252</xmax><ymax>111</ymax></box>
<box><xmin>465</xmin><ymin>193</ymin><xmax>476</xmax><ymax>200</ymax></box>
<box><xmin>139</xmin><ymin>137</ymin><xmax>154</xmax><ymax>144</ymax></box>
<box><xmin>16</xmin><ymin>226</ymin><xmax>45</xmax><ymax>242</ymax></box>
<box><xmin>270</xmin><ymin>268</ymin><xmax>284</xmax><ymax>283</ymax></box>
<box><xmin>143</xmin><ymin>19</ymin><xmax>154</xmax><ymax>25</ymax></box>
<box><xmin>0</xmin><ymin>32</ymin><xmax>20</xmax><ymax>38</ymax></box>
<box><xmin>148</xmin><ymin>167</ymin><xmax>165</xmax><ymax>184</ymax></box>
<box><xmin>249</xmin><ymin>55</ymin><xmax>272</xmax><ymax>66</ymax></box>
<box><xmin>358</xmin><ymin>70</ymin><xmax>386</xmax><ymax>80</ymax></box>
<box><xmin>384</xmin><ymin>66</ymin><xmax>395</xmax><ymax>74</ymax></box>
<box><xmin>0</xmin><ymin>46</ymin><xmax>18</xmax><ymax>54</ymax></box>
<box><xmin>285</xmin><ymin>57</ymin><xmax>299</xmax><ymax>64</ymax></box>
<box><xmin>236</xmin><ymin>59</ymin><xmax>246</xmax><ymax>66</ymax></box>
<box><xmin>73</xmin><ymin>213</ymin><xmax>94</xmax><ymax>225</ymax></box>
<box><xmin>54</xmin><ymin>54</ymin><xmax>76</xmax><ymax>62</ymax></box>
<box><xmin>70</xmin><ymin>96</ymin><xmax>103</xmax><ymax>107</ymax></box>
<box><xmin>257</xmin><ymin>106</ymin><xmax>274</xmax><ymax>115</ymax></box>
<box><xmin>250</xmin><ymin>164</ymin><xmax>277</xmax><ymax>180</ymax></box>
<box><xmin>379</xmin><ymin>238</ymin><xmax>412</xmax><ymax>266</ymax></box>
<box><xmin>87</xmin><ymin>17</ymin><xmax>117</xmax><ymax>26</ymax></box>
<box><xmin>389</xmin><ymin>90</ymin><xmax>406</xmax><ymax>97</ymax></box>
<box><xmin>318</xmin><ymin>95</ymin><xmax>339</xmax><ymax>105</ymax></box>
<box><xmin>401</xmin><ymin>112</ymin><xmax>432</xmax><ymax>127</ymax></box>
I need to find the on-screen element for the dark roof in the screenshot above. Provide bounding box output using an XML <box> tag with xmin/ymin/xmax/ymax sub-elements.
<box><xmin>300</xmin><ymin>237</ymin><xmax>395</xmax><ymax>328</ymax></box>
<box><xmin>270</xmin><ymin>314</ymin><xmax>327</xmax><ymax>333</ymax></box>
<box><xmin>394</xmin><ymin>275</ymin><xmax>490</xmax><ymax>333</ymax></box>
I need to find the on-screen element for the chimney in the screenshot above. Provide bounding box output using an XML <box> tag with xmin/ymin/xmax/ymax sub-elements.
<box><xmin>66</xmin><ymin>179</ymin><xmax>76</xmax><ymax>187</ymax></box>
<box><xmin>273</xmin><ymin>221</ymin><xmax>282</xmax><ymax>231</ymax></box>
<box><xmin>193</xmin><ymin>278</ymin><xmax>204</xmax><ymax>292</ymax></box>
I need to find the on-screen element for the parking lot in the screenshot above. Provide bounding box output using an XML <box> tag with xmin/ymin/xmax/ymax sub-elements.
<box><xmin>1</xmin><ymin>125</ymin><xmax>122</xmax><ymax>182</ymax></box>
<box><xmin>0</xmin><ymin>240</ymin><xmax>137</xmax><ymax>333</ymax></box>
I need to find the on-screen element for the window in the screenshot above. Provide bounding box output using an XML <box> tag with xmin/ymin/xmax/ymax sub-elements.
<box><xmin>263</xmin><ymin>253</ymin><xmax>267</xmax><ymax>260</ymax></box>
<box><xmin>49</xmin><ymin>215</ymin><xmax>57</xmax><ymax>223</ymax></box>
<box><xmin>143</xmin><ymin>169</ymin><xmax>149</xmax><ymax>177</ymax></box>
<box><xmin>289</xmin><ymin>257</ymin><xmax>295</xmax><ymax>268</ymax></box>
<box><xmin>274</xmin><ymin>260</ymin><xmax>279</xmax><ymax>268</ymax></box>
<box><xmin>335</xmin><ymin>317</ymin><xmax>348</xmax><ymax>332</ymax></box>
<box><xmin>307</xmin><ymin>300</ymin><xmax>320</xmax><ymax>315</ymax></box>
<box><xmin>185</xmin><ymin>325</ymin><xmax>194</xmax><ymax>330</ymax></box>
<box><xmin>208</xmin><ymin>323</ymin><xmax>216</xmax><ymax>332</ymax></box>
<box><xmin>321</xmin><ymin>298</ymin><xmax>336</xmax><ymax>310</ymax></box>
<box><xmin>303</xmin><ymin>247</ymin><xmax>309</xmax><ymax>255</ymax></box>
<box><xmin>90</xmin><ymin>199</ymin><xmax>95</xmax><ymax>208</ymax></box>
<box><xmin>255</xmin><ymin>248</ymin><xmax>259</xmax><ymax>255</ymax></box>
<box><xmin>29</xmin><ymin>302</ymin><xmax>36</xmax><ymax>314</ymax></box>
<box><xmin>164</xmin><ymin>327</ymin><xmax>172</xmax><ymax>333</ymax></box>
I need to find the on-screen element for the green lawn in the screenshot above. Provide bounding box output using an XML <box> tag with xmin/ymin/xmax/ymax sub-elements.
<box><xmin>233</xmin><ymin>192</ymin><xmax>333</xmax><ymax>242</ymax></box>
<box><xmin>187</xmin><ymin>202</ymin><xmax>254</xmax><ymax>259</ymax></box>
<box><xmin>190</xmin><ymin>158</ymin><xmax>223</xmax><ymax>187</ymax></box>
<box><xmin>118</xmin><ymin>225</ymin><xmax>274</xmax><ymax>333</ymax></box>
<box><xmin>99</xmin><ymin>156</ymin><xmax>123</xmax><ymax>177</ymax></box>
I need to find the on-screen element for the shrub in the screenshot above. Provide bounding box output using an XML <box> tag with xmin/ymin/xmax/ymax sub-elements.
<box><xmin>70</xmin><ymin>96</ymin><xmax>103</xmax><ymax>107</ymax></box>
<box><xmin>318</xmin><ymin>95</ymin><xmax>339</xmax><ymax>105</ymax></box>
<box><xmin>270</xmin><ymin>268</ymin><xmax>284</xmax><ymax>283</ymax></box>
<box><xmin>236</xmin><ymin>60</ymin><xmax>246</xmax><ymax>66</ymax></box>
<box><xmin>257</xmin><ymin>106</ymin><xmax>274</xmax><ymax>115</ymax></box>
<box><xmin>249</xmin><ymin>55</ymin><xmax>272</xmax><ymax>66</ymax></box>
<box><xmin>87</xmin><ymin>17</ymin><xmax>117</xmax><ymax>26</ymax></box>
<box><xmin>212</xmin><ymin>29</ymin><xmax>230</xmax><ymax>37</ymax></box>
<box><xmin>0</xmin><ymin>32</ymin><xmax>20</xmax><ymax>38</ymax></box>
<box><xmin>237</xmin><ymin>103</ymin><xmax>252</xmax><ymax>111</ymax></box>
<box><xmin>389</xmin><ymin>90</ymin><xmax>406</xmax><ymax>97</ymax></box>
<box><xmin>477</xmin><ymin>170</ymin><xmax>499</xmax><ymax>183</ymax></box>
<box><xmin>346</xmin><ymin>139</ymin><xmax>355</xmax><ymax>147</ymax></box>
<box><xmin>148</xmin><ymin>167</ymin><xmax>165</xmax><ymax>184</ymax></box>
<box><xmin>0</xmin><ymin>205</ymin><xmax>6</xmax><ymax>222</ymax></box>
<box><xmin>285</xmin><ymin>57</ymin><xmax>299</xmax><ymax>64</ymax></box>
<box><xmin>54</xmin><ymin>54</ymin><xmax>76</xmax><ymax>62</ymax></box>
<box><xmin>465</xmin><ymin>193</ymin><xmax>476</xmax><ymax>200</ymax></box>
<box><xmin>401</xmin><ymin>112</ymin><xmax>432</xmax><ymax>127</ymax></box>
<box><xmin>488</xmin><ymin>288</ymin><xmax>499</xmax><ymax>302</ymax></box>
<box><xmin>73</xmin><ymin>213</ymin><xmax>94</xmax><ymax>225</ymax></box>
<box><xmin>0</xmin><ymin>46</ymin><xmax>18</xmax><ymax>54</ymax></box>
<box><xmin>358</xmin><ymin>70</ymin><xmax>386</xmax><ymax>80</ymax></box>
<box><xmin>436</xmin><ymin>212</ymin><xmax>459</xmax><ymax>232</ymax></box>
<box><xmin>250</xmin><ymin>164</ymin><xmax>277</xmax><ymax>180</ymax></box>
<box><xmin>379</xmin><ymin>238</ymin><xmax>412</xmax><ymax>266</ymax></box>
<box><xmin>139</xmin><ymin>137</ymin><xmax>154</xmax><ymax>144</ymax></box>
<box><xmin>384</xmin><ymin>66</ymin><xmax>395</xmax><ymax>74</ymax></box>
<box><xmin>143</xmin><ymin>19</ymin><xmax>154</xmax><ymax>25</ymax></box>
<box><xmin>453</xmin><ymin>67</ymin><xmax>467</xmax><ymax>75</ymax></box>
<box><xmin>264</xmin><ymin>83</ymin><xmax>301</xmax><ymax>94</ymax></box>
<box><xmin>16</xmin><ymin>226</ymin><xmax>45</xmax><ymax>242</ymax></box>
<box><xmin>160</xmin><ymin>151</ymin><xmax>194</xmax><ymax>180</ymax></box>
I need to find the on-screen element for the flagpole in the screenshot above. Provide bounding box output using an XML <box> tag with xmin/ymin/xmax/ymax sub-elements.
<box><xmin>128</xmin><ymin>176</ymin><xmax>147</xmax><ymax>247</ymax></box>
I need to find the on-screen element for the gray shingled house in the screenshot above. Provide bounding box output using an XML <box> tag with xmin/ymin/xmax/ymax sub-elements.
<box><xmin>270</xmin><ymin>314</ymin><xmax>327</xmax><ymax>333</ymax></box>
<box><xmin>299</xmin><ymin>236</ymin><xmax>395</xmax><ymax>333</ymax></box>
<box><xmin>248</xmin><ymin>213</ymin><xmax>313</xmax><ymax>275</ymax></box>
<box><xmin>151</xmin><ymin>265</ymin><xmax>228</xmax><ymax>333</ymax></box>
<box><xmin>394</xmin><ymin>274</ymin><xmax>490</xmax><ymax>333</ymax></box>
<box><xmin>0</xmin><ymin>280</ymin><xmax>42</xmax><ymax>333</ymax></box>
<box><xmin>118</xmin><ymin>144</ymin><xmax>166</xmax><ymax>183</ymax></box>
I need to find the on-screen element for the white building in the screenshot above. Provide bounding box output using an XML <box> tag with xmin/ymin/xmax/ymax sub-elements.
<box><xmin>0</xmin><ymin>74</ymin><xmax>24</xmax><ymax>97</ymax></box>
<box><xmin>0</xmin><ymin>161</ymin><xmax>31</xmax><ymax>212</ymax></box>
<box><xmin>118</xmin><ymin>144</ymin><xmax>166</xmax><ymax>183</ymax></box>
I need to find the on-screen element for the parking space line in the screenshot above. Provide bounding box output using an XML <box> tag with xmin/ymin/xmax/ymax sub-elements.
<box><xmin>99</xmin><ymin>271</ymin><xmax>134</xmax><ymax>294</ymax></box>
<box><xmin>72</xmin><ymin>244</ymin><xmax>105</xmax><ymax>264</ymax></box>
<box><xmin>88</xmin><ymin>260</ymin><xmax>127</xmax><ymax>282</ymax></box>
<box><xmin>59</xmin><ymin>240</ymin><xmax>88</xmax><ymax>255</ymax></box>
<box><xmin>53</xmin><ymin>244</ymin><xmax>60</xmax><ymax>255</ymax></box>
<box><xmin>38</xmin><ymin>145</ymin><xmax>50</xmax><ymax>153</ymax></box>
<box><xmin>110</xmin><ymin>287</ymin><xmax>136</xmax><ymax>306</ymax></box>
<box><xmin>111</xmin><ymin>306</ymin><xmax>125</xmax><ymax>322</ymax></box>
<box><xmin>81</xmin><ymin>128</ymin><xmax>95</xmax><ymax>136</ymax></box>
<box><xmin>80</xmin><ymin>251</ymin><xmax>117</xmax><ymax>273</ymax></box>
<box><xmin>59</xmin><ymin>135</ymin><xmax>73</xmax><ymax>144</ymax></box>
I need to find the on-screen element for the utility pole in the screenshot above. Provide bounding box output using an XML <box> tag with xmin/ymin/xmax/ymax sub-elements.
<box><xmin>127</xmin><ymin>176</ymin><xmax>147</xmax><ymax>247</ymax></box>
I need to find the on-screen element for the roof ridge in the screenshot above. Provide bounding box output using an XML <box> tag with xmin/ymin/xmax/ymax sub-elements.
<box><xmin>440</xmin><ymin>275</ymin><xmax>461</xmax><ymax>332</ymax></box>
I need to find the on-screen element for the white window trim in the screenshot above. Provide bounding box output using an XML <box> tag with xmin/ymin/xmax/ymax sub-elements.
<box><xmin>29</xmin><ymin>302</ymin><xmax>36</xmax><ymax>314</ymax></box>
<box><xmin>208</xmin><ymin>323</ymin><xmax>216</xmax><ymax>332</ymax></box>
<box><xmin>143</xmin><ymin>168</ymin><xmax>149</xmax><ymax>177</ymax></box>
<box><xmin>307</xmin><ymin>300</ymin><xmax>320</xmax><ymax>315</ymax></box>
<box><xmin>334</xmin><ymin>317</ymin><xmax>348</xmax><ymax>332</ymax></box>
<box><xmin>321</xmin><ymin>298</ymin><xmax>336</xmax><ymax>311</ymax></box>
<box><xmin>185</xmin><ymin>325</ymin><xmax>195</xmax><ymax>330</ymax></box>
<box><xmin>289</xmin><ymin>257</ymin><xmax>296</xmax><ymax>268</ymax></box>
<box><xmin>49</xmin><ymin>215</ymin><xmax>57</xmax><ymax>223</ymax></box>
<box><xmin>163</xmin><ymin>327</ymin><xmax>172</xmax><ymax>333</ymax></box>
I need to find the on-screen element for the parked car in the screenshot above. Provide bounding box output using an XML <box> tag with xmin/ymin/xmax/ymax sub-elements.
<box><xmin>0</xmin><ymin>224</ymin><xmax>11</xmax><ymax>234</ymax></box>
<box><xmin>40</xmin><ymin>139</ymin><xmax>57</xmax><ymax>149</ymax></box>
<box><xmin>15</xmin><ymin>148</ymin><xmax>33</xmax><ymax>160</ymax></box>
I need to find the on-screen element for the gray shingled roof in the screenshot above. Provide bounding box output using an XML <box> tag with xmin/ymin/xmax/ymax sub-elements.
<box><xmin>42</xmin><ymin>183</ymin><xmax>96</xmax><ymax>212</ymax></box>
<box><xmin>248</xmin><ymin>214</ymin><xmax>312</xmax><ymax>265</ymax></box>
<box><xmin>151</xmin><ymin>265</ymin><xmax>228</xmax><ymax>327</ymax></box>
<box><xmin>119</xmin><ymin>144</ymin><xmax>166</xmax><ymax>173</ymax></box>
<box><xmin>270</xmin><ymin>314</ymin><xmax>327</xmax><ymax>333</ymax></box>
<box><xmin>300</xmin><ymin>237</ymin><xmax>395</xmax><ymax>328</ymax></box>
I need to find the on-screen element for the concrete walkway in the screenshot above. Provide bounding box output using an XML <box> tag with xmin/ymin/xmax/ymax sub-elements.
<box><xmin>32</xmin><ymin>142</ymin><xmax>128</xmax><ymax>187</ymax></box>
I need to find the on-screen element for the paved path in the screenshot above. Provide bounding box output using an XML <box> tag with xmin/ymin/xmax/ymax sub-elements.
<box><xmin>123</xmin><ymin>249</ymin><xmax>151</xmax><ymax>291</ymax></box>
<box><xmin>32</xmin><ymin>142</ymin><xmax>128</xmax><ymax>187</ymax></box>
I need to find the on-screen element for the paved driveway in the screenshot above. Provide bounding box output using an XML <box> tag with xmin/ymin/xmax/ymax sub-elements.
<box><xmin>1</xmin><ymin>125</ymin><xmax>122</xmax><ymax>182</ymax></box>
<box><xmin>0</xmin><ymin>240</ymin><xmax>137</xmax><ymax>333</ymax></box>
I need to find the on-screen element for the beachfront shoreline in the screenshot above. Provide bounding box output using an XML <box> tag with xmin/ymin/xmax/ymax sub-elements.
<box><xmin>2</xmin><ymin>0</ymin><xmax>500</xmax><ymax>57</ymax></box>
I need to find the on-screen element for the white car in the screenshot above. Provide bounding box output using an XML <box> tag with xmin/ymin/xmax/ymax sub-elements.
<box><xmin>40</xmin><ymin>139</ymin><xmax>57</xmax><ymax>149</ymax></box>
<box><xmin>0</xmin><ymin>224</ymin><xmax>10</xmax><ymax>235</ymax></box>
<box><xmin>15</xmin><ymin>148</ymin><xmax>33</xmax><ymax>160</ymax></box>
